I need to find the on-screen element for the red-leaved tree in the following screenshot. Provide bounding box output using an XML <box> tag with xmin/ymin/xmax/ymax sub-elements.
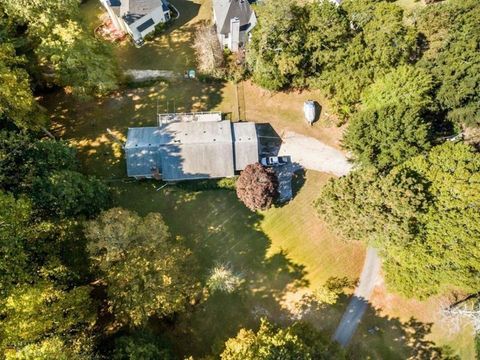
<box><xmin>236</xmin><ymin>163</ymin><xmax>278</xmax><ymax>211</ymax></box>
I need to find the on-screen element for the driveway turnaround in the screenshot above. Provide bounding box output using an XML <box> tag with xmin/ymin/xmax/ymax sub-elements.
<box><xmin>278</xmin><ymin>131</ymin><xmax>353</xmax><ymax>177</ymax></box>
<box><xmin>333</xmin><ymin>248</ymin><xmax>382</xmax><ymax>346</ymax></box>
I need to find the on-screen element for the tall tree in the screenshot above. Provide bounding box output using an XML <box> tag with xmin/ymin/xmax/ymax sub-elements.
<box><xmin>343</xmin><ymin>105</ymin><xmax>431</xmax><ymax>169</ymax></box>
<box><xmin>317</xmin><ymin>1</ymin><xmax>419</xmax><ymax>118</ymax></box>
<box><xmin>305</xmin><ymin>0</ymin><xmax>350</xmax><ymax>76</ymax></box>
<box><xmin>246</xmin><ymin>0</ymin><xmax>308</xmax><ymax>90</ymax></box>
<box><xmin>360</xmin><ymin>66</ymin><xmax>434</xmax><ymax>111</ymax></box>
<box><xmin>5</xmin><ymin>337</ymin><xmax>87</xmax><ymax>360</ymax></box>
<box><xmin>113</xmin><ymin>330</ymin><xmax>173</xmax><ymax>360</ymax></box>
<box><xmin>86</xmin><ymin>208</ymin><xmax>199</xmax><ymax>326</ymax></box>
<box><xmin>0</xmin><ymin>0</ymin><xmax>118</xmax><ymax>98</ymax></box>
<box><xmin>221</xmin><ymin>319</ymin><xmax>345</xmax><ymax>360</ymax></box>
<box><xmin>417</xmin><ymin>0</ymin><xmax>480</xmax><ymax>127</ymax></box>
<box><xmin>0</xmin><ymin>192</ymin><xmax>33</xmax><ymax>296</ymax></box>
<box><xmin>0</xmin><ymin>43</ymin><xmax>41</xmax><ymax>130</ymax></box>
<box><xmin>0</xmin><ymin>280</ymin><xmax>95</xmax><ymax>353</ymax></box>
<box><xmin>31</xmin><ymin>170</ymin><xmax>110</xmax><ymax>218</ymax></box>
<box><xmin>317</xmin><ymin>142</ymin><xmax>480</xmax><ymax>298</ymax></box>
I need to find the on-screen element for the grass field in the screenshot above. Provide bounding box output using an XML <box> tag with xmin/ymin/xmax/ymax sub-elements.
<box><xmin>37</xmin><ymin>0</ymin><xmax>477</xmax><ymax>358</ymax></box>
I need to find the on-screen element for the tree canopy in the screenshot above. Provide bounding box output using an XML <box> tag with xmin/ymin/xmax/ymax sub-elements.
<box><xmin>221</xmin><ymin>319</ymin><xmax>345</xmax><ymax>360</ymax></box>
<box><xmin>0</xmin><ymin>280</ymin><xmax>95</xmax><ymax>355</ymax></box>
<box><xmin>343</xmin><ymin>105</ymin><xmax>431</xmax><ymax>169</ymax></box>
<box><xmin>317</xmin><ymin>142</ymin><xmax>480</xmax><ymax>298</ymax></box>
<box><xmin>417</xmin><ymin>0</ymin><xmax>480</xmax><ymax>128</ymax></box>
<box><xmin>86</xmin><ymin>208</ymin><xmax>199</xmax><ymax>326</ymax></box>
<box><xmin>236</xmin><ymin>163</ymin><xmax>278</xmax><ymax>211</ymax></box>
<box><xmin>0</xmin><ymin>0</ymin><xmax>118</xmax><ymax>129</ymax></box>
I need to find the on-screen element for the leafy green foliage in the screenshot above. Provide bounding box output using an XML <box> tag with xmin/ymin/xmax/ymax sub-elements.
<box><xmin>343</xmin><ymin>105</ymin><xmax>431</xmax><ymax>169</ymax></box>
<box><xmin>34</xmin><ymin>20</ymin><xmax>119</xmax><ymax>98</ymax></box>
<box><xmin>317</xmin><ymin>142</ymin><xmax>480</xmax><ymax>298</ymax></box>
<box><xmin>0</xmin><ymin>192</ymin><xmax>33</xmax><ymax>296</ymax></box>
<box><xmin>0</xmin><ymin>131</ymin><xmax>78</xmax><ymax>191</ymax></box>
<box><xmin>0</xmin><ymin>44</ymin><xmax>41</xmax><ymax>129</ymax></box>
<box><xmin>360</xmin><ymin>66</ymin><xmax>434</xmax><ymax>111</ymax></box>
<box><xmin>5</xmin><ymin>337</ymin><xmax>86</xmax><ymax>360</ymax></box>
<box><xmin>32</xmin><ymin>170</ymin><xmax>110</xmax><ymax>218</ymax></box>
<box><xmin>221</xmin><ymin>318</ymin><xmax>345</xmax><ymax>360</ymax></box>
<box><xmin>0</xmin><ymin>281</ymin><xmax>95</xmax><ymax>351</ymax></box>
<box><xmin>0</xmin><ymin>0</ymin><xmax>118</xmax><ymax>99</ymax></box>
<box><xmin>86</xmin><ymin>208</ymin><xmax>199</xmax><ymax>326</ymax></box>
<box><xmin>246</xmin><ymin>0</ymin><xmax>308</xmax><ymax>90</ymax></box>
<box><xmin>0</xmin><ymin>132</ymin><xmax>109</xmax><ymax>218</ymax></box>
<box><xmin>305</xmin><ymin>1</ymin><xmax>351</xmax><ymax>74</ymax></box>
<box><xmin>113</xmin><ymin>330</ymin><xmax>173</xmax><ymax>360</ymax></box>
<box><xmin>417</xmin><ymin>0</ymin><xmax>480</xmax><ymax>127</ymax></box>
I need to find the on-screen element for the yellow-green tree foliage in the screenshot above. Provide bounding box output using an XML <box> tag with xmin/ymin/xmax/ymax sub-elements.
<box><xmin>221</xmin><ymin>319</ymin><xmax>345</xmax><ymax>360</ymax></box>
<box><xmin>86</xmin><ymin>208</ymin><xmax>199</xmax><ymax>326</ymax></box>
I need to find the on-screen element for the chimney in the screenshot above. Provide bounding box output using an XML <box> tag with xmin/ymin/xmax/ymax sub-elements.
<box><xmin>230</xmin><ymin>17</ymin><xmax>240</xmax><ymax>52</ymax></box>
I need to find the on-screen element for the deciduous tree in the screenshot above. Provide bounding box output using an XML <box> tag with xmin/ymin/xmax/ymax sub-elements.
<box><xmin>317</xmin><ymin>142</ymin><xmax>480</xmax><ymax>298</ymax></box>
<box><xmin>221</xmin><ymin>319</ymin><xmax>345</xmax><ymax>360</ymax></box>
<box><xmin>86</xmin><ymin>208</ymin><xmax>199</xmax><ymax>326</ymax></box>
<box><xmin>0</xmin><ymin>44</ymin><xmax>40</xmax><ymax>130</ymax></box>
<box><xmin>343</xmin><ymin>105</ymin><xmax>431</xmax><ymax>169</ymax></box>
<box><xmin>236</xmin><ymin>163</ymin><xmax>278</xmax><ymax>211</ymax></box>
<box><xmin>0</xmin><ymin>281</ymin><xmax>95</xmax><ymax>351</ymax></box>
<box><xmin>32</xmin><ymin>170</ymin><xmax>110</xmax><ymax>218</ymax></box>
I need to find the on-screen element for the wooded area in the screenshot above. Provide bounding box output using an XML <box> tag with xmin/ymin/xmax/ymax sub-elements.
<box><xmin>0</xmin><ymin>0</ymin><xmax>479</xmax><ymax>358</ymax></box>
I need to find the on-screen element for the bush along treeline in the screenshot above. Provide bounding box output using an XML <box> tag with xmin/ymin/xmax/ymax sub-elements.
<box><xmin>0</xmin><ymin>0</ymin><xmax>119</xmax><ymax>131</ymax></box>
<box><xmin>247</xmin><ymin>0</ymin><xmax>479</xmax><ymax>132</ymax></box>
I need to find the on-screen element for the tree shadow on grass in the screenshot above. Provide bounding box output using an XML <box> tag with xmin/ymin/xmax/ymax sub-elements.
<box><xmin>128</xmin><ymin>188</ymin><xmax>311</xmax><ymax>358</ymax></box>
<box><xmin>39</xmin><ymin>79</ymin><xmax>227</xmax><ymax>178</ymax></box>
<box><xmin>301</xmin><ymin>293</ymin><xmax>458</xmax><ymax>360</ymax></box>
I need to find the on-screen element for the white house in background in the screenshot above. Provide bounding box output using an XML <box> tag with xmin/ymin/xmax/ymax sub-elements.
<box><xmin>100</xmin><ymin>0</ymin><xmax>171</xmax><ymax>45</ymax></box>
<box><xmin>212</xmin><ymin>0</ymin><xmax>257</xmax><ymax>52</ymax></box>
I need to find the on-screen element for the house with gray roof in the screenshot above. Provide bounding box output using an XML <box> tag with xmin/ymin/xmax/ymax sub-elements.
<box><xmin>100</xmin><ymin>0</ymin><xmax>171</xmax><ymax>45</ymax></box>
<box><xmin>212</xmin><ymin>0</ymin><xmax>257</xmax><ymax>52</ymax></box>
<box><xmin>125</xmin><ymin>120</ymin><xmax>259</xmax><ymax>181</ymax></box>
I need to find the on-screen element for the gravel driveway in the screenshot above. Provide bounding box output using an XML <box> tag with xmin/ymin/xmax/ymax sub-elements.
<box><xmin>277</xmin><ymin>131</ymin><xmax>380</xmax><ymax>348</ymax></box>
<box><xmin>278</xmin><ymin>131</ymin><xmax>353</xmax><ymax>177</ymax></box>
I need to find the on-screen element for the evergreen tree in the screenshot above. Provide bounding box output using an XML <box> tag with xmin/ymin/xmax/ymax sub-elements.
<box><xmin>317</xmin><ymin>143</ymin><xmax>480</xmax><ymax>298</ymax></box>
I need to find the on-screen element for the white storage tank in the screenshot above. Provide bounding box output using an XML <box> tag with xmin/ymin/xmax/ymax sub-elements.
<box><xmin>303</xmin><ymin>100</ymin><xmax>316</xmax><ymax>125</ymax></box>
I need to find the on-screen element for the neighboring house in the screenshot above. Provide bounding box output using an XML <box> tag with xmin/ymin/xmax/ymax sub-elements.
<box><xmin>100</xmin><ymin>0</ymin><xmax>171</xmax><ymax>45</ymax></box>
<box><xmin>125</xmin><ymin>118</ymin><xmax>259</xmax><ymax>180</ymax></box>
<box><xmin>212</xmin><ymin>0</ymin><xmax>257</xmax><ymax>52</ymax></box>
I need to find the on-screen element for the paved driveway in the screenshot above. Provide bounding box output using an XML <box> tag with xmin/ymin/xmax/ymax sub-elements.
<box><xmin>333</xmin><ymin>248</ymin><xmax>382</xmax><ymax>346</ymax></box>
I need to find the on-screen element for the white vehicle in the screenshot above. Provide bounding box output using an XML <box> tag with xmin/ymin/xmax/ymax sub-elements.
<box><xmin>303</xmin><ymin>100</ymin><xmax>316</xmax><ymax>125</ymax></box>
<box><xmin>260</xmin><ymin>156</ymin><xmax>289</xmax><ymax>166</ymax></box>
